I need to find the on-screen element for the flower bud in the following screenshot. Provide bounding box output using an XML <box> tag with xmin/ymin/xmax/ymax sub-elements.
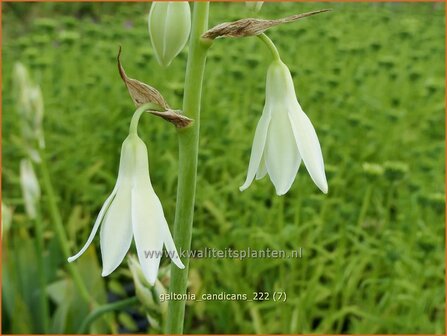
<box><xmin>2</xmin><ymin>202</ymin><xmax>13</xmax><ymax>237</ymax></box>
<box><xmin>128</xmin><ymin>255</ymin><xmax>155</xmax><ymax>310</ymax></box>
<box><xmin>20</xmin><ymin>159</ymin><xmax>41</xmax><ymax>219</ymax></box>
<box><xmin>13</xmin><ymin>63</ymin><xmax>30</xmax><ymax>90</ymax></box>
<box><xmin>148</xmin><ymin>2</ymin><xmax>191</xmax><ymax>67</ymax></box>
<box><xmin>246</xmin><ymin>2</ymin><xmax>263</xmax><ymax>12</ymax></box>
<box><xmin>128</xmin><ymin>255</ymin><xmax>168</xmax><ymax>318</ymax></box>
<box><xmin>28</xmin><ymin>85</ymin><xmax>45</xmax><ymax>148</ymax></box>
<box><xmin>13</xmin><ymin>63</ymin><xmax>45</xmax><ymax>161</ymax></box>
<box><xmin>13</xmin><ymin>62</ymin><xmax>32</xmax><ymax>117</ymax></box>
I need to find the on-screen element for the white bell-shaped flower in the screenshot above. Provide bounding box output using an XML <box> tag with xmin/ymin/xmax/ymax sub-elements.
<box><xmin>240</xmin><ymin>60</ymin><xmax>328</xmax><ymax>196</ymax></box>
<box><xmin>68</xmin><ymin>134</ymin><xmax>184</xmax><ymax>285</ymax></box>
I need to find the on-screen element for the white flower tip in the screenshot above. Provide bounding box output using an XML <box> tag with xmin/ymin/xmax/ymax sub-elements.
<box><xmin>139</xmin><ymin>257</ymin><xmax>161</xmax><ymax>286</ymax></box>
<box><xmin>275</xmin><ymin>183</ymin><xmax>293</xmax><ymax>196</ymax></box>
<box><xmin>174</xmin><ymin>257</ymin><xmax>185</xmax><ymax>269</ymax></box>
<box><xmin>166</xmin><ymin>249</ymin><xmax>185</xmax><ymax>269</ymax></box>
<box><xmin>67</xmin><ymin>256</ymin><xmax>76</xmax><ymax>263</ymax></box>
<box><xmin>102</xmin><ymin>261</ymin><xmax>122</xmax><ymax>277</ymax></box>
<box><xmin>143</xmin><ymin>270</ymin><xmax>157</xmax><ymax>286</ymax></box>
<box><xmin>239</xmin><ymin>181</ymin><xmax>252</xmax><ymax>192</ymax></box>
<box><xmin>273</xmin><ymin>179</ymin><xmax>295</xmax><ymax>196</ymax></box>
<box><xmin>319</xmin><ymin>181</ymin><xmax>328</xmax><ymax>194</ymax></box>
<box><xmin>275</xmin><ymin>189</ymin><xmax>287</xmax><ymax>197</ymax></box>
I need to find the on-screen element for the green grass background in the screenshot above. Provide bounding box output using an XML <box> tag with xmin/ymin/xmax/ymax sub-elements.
<box><xmin>2</xmin><ymin>1</ymin><xmax>445</xmax><ymax>334</ymax></box>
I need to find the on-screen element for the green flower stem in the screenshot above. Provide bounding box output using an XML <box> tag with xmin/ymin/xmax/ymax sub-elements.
<box><xmin>38</xmin><ymin>146</ymin><xmax>96</xmax><ymax>307</ymax></box>
<box><xmin>166</xmin><ymin>2</ymin><xmax>210</xmax><ymax>334</ymax></box>
<box><xmin>78</xmin><ymin>296</ymin><xmax>138</xmax><ymax>334</ymax></box>
<box><xmin>129</xmin><ymin>103</ymin><xmax>158</xmax><ymax>135</ymax></box>
<box><xmin>258</xmin><ymin>33</ymin><xmax>281</xmax><ymax>61</ymax></box>
<box><xmin>33</xmin><ymin>211</ymin><xmax>50</xmax><ymax>333</ymax></box>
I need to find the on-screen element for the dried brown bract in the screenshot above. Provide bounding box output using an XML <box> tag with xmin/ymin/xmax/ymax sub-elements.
<box><xmin>117</xmin><ymin>47</ymin><xmax>193</xmax><ymax>128</ymax></box>
<box><xmin>148</xmin><ymin>109</ymin><xmax>193</xmax><ymax>129</ymax></box>
<box><xmin>202</xmin><ymin>9</ymin><xmax>331</xmax><ymax>40</ymax></box>
<box><xmin>117</xmin><ymin>47</ymin><xmax>170</xmax><ymax>110</ymax></box>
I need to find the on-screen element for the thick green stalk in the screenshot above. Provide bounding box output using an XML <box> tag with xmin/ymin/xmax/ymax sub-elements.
<box><xmin>166</xmin><ymin>2</ymin><xmax>210</xmax><ymax>334</ymax></box>
<box><xmin>38</xmin><ymin>147</ymin><xmax>96</xmax><ymax>307</ymax></box>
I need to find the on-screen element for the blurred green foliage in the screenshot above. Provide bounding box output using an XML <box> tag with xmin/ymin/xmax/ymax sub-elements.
<box><xmin>2</xmin><ymin>1</ymin><xmax>445</xmax><ymax>334</ymax></box>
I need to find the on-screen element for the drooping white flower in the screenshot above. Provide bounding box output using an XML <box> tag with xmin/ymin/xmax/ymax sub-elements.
<box><xmin>68</xmin><ymin>134</ymin><xmax>184</xmax><ymax>285</ymax></box>
<box><xmin>240</xmin><ymin>60</ymin><xmax>328</xmax><ymax>196</ymax></box>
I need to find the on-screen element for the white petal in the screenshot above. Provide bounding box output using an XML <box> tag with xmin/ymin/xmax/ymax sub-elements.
<box><xmin>100</xmin><ymin>188</ymin><xmax>133</xmax><ymax>276</ymax></box>
<box><xmin>99</xmin><ymin>137</ymin><xmax>135</xmax><ymax>275</ymax></box>
<box><xmin>256</xmin><ymin>155</ymin><xmax>268</xmax><ymax>180</ymax></box>
<box><xmin>288</xmin><ymin>103</ymin><xmax>328</xmax><ymax>193</ymax></box>
<box><xmin>69</xmin><ymin>136</ymin><xmax>136</xmax><ymax>266</ymax></box>
<box><xmin>162</xmin><ymin>220</ymin><xmax>185</xmax><ymax>269</ymax></box>
<box><xmin>67</xmin><ymin>187</ymin><xmax>117</xmax><ymax>263</ymax></box>
<box><xmin>265</xmin><ymin>110</ymin><xmax>301</xmax><ymax>195</ymax></box>
<box><xmin>132</xmin><ymin>184</ymin><xmax>164</xmax><ymax>285</ymax></box>
<box><xmin>240</xmin><ymin>113</ymin><xmax>271</xmax><ymax>191</ymax></box>
<box><xmin>132</xmin><ymin>135</ymin><xmax>164</xmax><ymax>284</ymax></box>
<box><xmin>130</xmin><ymin>135</ymin><xmax>183</xmax><ymax>283</ymax></box>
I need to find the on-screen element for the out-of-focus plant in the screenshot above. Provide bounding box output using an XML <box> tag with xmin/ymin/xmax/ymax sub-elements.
<box><xmin>4</xmin><ymin>63</ymin><xmax>111</xmax><ymax>334</ymax></box>
<box><xmin>1</xmin><ymin>202</ymin><xmax>12</xmax><ymax>237</ymax></box>
<box><xmin>19</xmin><ymin>159</ymin><xmax>40</xmax><ymax>219</ymax></box>
<box><xmin>13</xmin><ymin>63</ymin><xmax>44</xmax><ymax>162</ymax></box>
